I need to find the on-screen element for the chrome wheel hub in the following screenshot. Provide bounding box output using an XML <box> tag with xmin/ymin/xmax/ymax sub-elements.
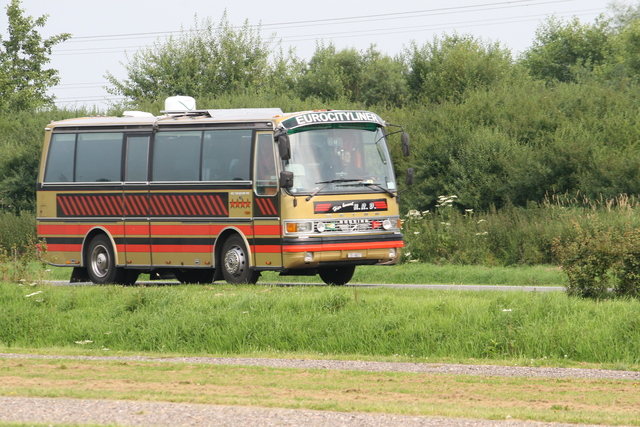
<box><xmin>224</xmin><ymin>246</ymin><xmax>244</xmax><ymax>275</ymax></box>
<box><xmin>91</xmin><ymin>246</ymin><xmax>109</xmax><ymax>278</ymax></box>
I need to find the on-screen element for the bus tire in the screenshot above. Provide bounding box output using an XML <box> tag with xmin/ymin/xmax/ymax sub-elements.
<box><xmin>319</xmin><ymin>266</ymin><xmax>355</xmax><ymax>286</ymax></box>
<box><xmin>221</xmin><ymin>235</ymin><xmax>259</xmax><ymax>284</ymax></box>
<box><xmin>86</xmin><ymin>234</ymin><xmax>126</xmax><ymax>285</ymax></box>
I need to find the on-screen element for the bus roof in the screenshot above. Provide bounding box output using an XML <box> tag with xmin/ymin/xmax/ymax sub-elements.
<box><xmin>46</xmin><ymin>108</ymin><xmax>385</xmax><ymax>130</ymax></box>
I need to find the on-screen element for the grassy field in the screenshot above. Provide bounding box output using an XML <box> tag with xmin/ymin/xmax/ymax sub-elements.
<box><xmin>1</xmin><ymin>265</ymin><xmax>639</xmax><ymax>426</ymax></box>
<box><xmin>0</xmin><ymin>277</ymin><xmax>635</xmax><ymax>365</ymax></box>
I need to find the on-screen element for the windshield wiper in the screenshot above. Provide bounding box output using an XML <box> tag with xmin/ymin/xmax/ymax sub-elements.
<box><xmin>305</xmin><ymin>179</ymin><xmax>362</xmax><ymax>202</ymax></box>
<box><xmin>336</xmin><ymin>180</ymin><xmax>397</xmax><ymax>198</ymax></box>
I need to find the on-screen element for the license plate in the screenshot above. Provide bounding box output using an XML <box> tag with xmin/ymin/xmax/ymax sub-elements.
<box><xmin>347</xmin><ymin>252</ymin><xmax>363</xmax><ymax>258</ymax></box>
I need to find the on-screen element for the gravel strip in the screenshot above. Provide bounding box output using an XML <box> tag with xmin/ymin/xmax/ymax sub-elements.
<box><xmin>0</xmin><ymin>396</ymin><xmax>612</xmax><ymax>427</ymax></box>
<box><xmin>1</xmin><ymin>353</ymin><xmax>636</xmax><ymax>426</ymax></box>
<box><xmin>1</xmin><ymin>352</ymin><xmax>639</xmax><ymax>380</ymax></box>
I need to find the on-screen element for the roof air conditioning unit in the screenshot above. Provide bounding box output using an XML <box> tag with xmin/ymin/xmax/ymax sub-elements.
<box><xmin>165</xmin><ymin>96</ymin><xmax>196</xmax><ymax>112</ymax></box>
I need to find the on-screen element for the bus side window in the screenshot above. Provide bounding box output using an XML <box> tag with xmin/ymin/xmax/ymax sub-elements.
<box><xmin>203</xmin><ymin>130</ymin><xmax>253</xmax><ymax>181</ymax></box>
<box><xmin>254</xmin><ymin>134</ymin><xmax>277</xmax><ymax>195</ymax></box>
<box><xmin>152</xmin><ymin>131</ymin><xmax>201</xmax><ymax>182</ymax></box>
<box><xmin>75</xmin><ymin>133</ymin><xmax>123</xmax><ymax>182</ymax></box>
<box><xmin>125</xmin><ymin>136</ymin><xmax>150</xmax><ymax>181</ymax></box>
<box><xmin>44</xmin><ymin>134</ymin><xmax>76</xmax><ymax>182</ymax></box>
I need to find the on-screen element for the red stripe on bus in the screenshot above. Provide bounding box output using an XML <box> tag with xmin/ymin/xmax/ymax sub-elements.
<box><xmin>150</xmin><ymin>224</ymin><xmax>212</xmax><ymax>235</ymax></box>
<box><xmin>212</xmin><ymin>195</ymin><xmax>228</xmax><ymax>215</ymax></box>
<box><xmin>69</xmin><ymin>196</ymin><xmax>84</xmax><ymax>216</ymax></box>
<box><xmin>374</xmin><ymin>201</ymin><xmax>388</xmax><ymax>210</ymax></box>
<box><xmin>254</xmin><ymin>224</ymin><xmax>281</xmax><ymax>235</ymax></box>
<box><xmin>262</xmin><ymin>198</ymin><xmax>277</xmax><ymax>215</ymax></box>
<box><xmin>45</xmin><ymin>244</ymin><xmax>83</xmax><ymax>252</ymax></box>
<box><xmin>150</xmin><ymin>244</ymin><xmax>213</xmax><ymax>253</ymax></box>
<box><xmin>256</xmin><ymin>198</ymin><xmax>268</xmax><ymax>215</ymax></box>
<box><xmin>254</xmin><ymin>198</ymin><xmax>264</xmax><ymax>214</ymax></box>
<box><xmin>283</xmin><ymin>240</ymin><xmax>404</xmax><ymax>252</ymax></box>
<box><xmin>201</xmin><ymin>195</ymin><xmax>218</xmax><ymax>215</ymax></box>
<box><xmin>315</xmin><ymin>203</ymin><xmax>332</xmax><ymax>212</ymax></box>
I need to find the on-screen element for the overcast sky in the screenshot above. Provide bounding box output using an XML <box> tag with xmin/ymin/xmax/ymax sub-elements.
<box><xmin>5</xmin><ymin>0</ymin><xmax>621</xmax><ymax>109</ymax></box>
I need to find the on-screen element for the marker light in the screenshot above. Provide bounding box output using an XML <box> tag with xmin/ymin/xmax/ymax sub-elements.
<box><xmin>285</xmin><ymin>221</ymin><xmax>313</xmax><ymax>233</ymax></box>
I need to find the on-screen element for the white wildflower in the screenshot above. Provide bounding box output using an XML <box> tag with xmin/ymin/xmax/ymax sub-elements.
<box><xmin>406</xmin><ymin>209</ymin><xmax>422</xmax><ymax>219</ymax></box>
<box><xmin>75</xmin><ymin>340</ymin><xmax>93</xmax><ymax>345</ymax></box>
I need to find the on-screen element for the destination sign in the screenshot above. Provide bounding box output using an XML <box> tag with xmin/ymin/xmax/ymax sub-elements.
<box><xmin>281</xmin><ymin>110</ymin><xmax>384</xmax><ymax>129</ymax></box>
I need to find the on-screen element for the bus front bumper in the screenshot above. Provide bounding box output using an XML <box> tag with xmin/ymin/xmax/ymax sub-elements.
<box><xmin>282</xmin><ymin>234</ymin><xmax>403</xmax><ymax>269</ymax></box>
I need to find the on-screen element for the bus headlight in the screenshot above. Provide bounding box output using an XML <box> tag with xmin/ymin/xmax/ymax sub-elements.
<box><xmin>316</xmin><ymin>222</ymin><xmax>326</xmax><ymax>232</ymax></box>
<box><xmin>382</xmin><ymin>219</ymin><xmax>393</xmax><ymax>230</ymax></box>
<box><xmin>285</xmin><ymin>221</ymin><xmax>313</xmax><ymax>234</ymax></box>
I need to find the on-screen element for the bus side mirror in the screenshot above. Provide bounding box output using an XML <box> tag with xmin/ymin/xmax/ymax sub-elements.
<box><xmin>406</xmin><ymin>168</ymin><xmax>414</xmax><ymax>186</ymax></box>
<box><xmin>401</xmin><ymin>133</ymin><xmax>410</xmax><ymax>157</ymax></box>
<box><xmin>280</xmin><ymin>170</ymin><xmax>294</xmax><ymax>189</ymax></box>
<box><xmin>277</xmin><ymin>134</ymin><xmax>291</xmax><ymax>160</ymax></box>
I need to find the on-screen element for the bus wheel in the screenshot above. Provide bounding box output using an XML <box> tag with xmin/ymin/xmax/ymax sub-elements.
<box><xmin>86</xmin><ymin>234</ymin><xmax>125</xmax><ymax>285</ymax></box>
<box><xmin>174</xmin><ymin>269</ymin><xmax>214</xmax><ymax>284</ymax></box>
<box><xmin>221</xmin><ymin>235</ymin><xmax>259</xmax><ymax>284</ymax></box>
<box><xmin>319</xmin><ymin>266</ymin><xmax>356</xmax><ymax>286</ymax></box>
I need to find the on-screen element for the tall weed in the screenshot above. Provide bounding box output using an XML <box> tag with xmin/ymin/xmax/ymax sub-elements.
<box><xmin>0</xmin><ymin>211</ymin><xmax>44</xmax><ymax>282</ymax></box>
<box><xmin>402</xmin><ymin>193</ymin><xmax>640</xmax><ymax>268</ymax></box>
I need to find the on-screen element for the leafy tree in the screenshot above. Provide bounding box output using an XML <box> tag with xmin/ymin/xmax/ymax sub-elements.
<box><xmin>406</xmin><ymin>34</ymin><xmax>513</xmax><ymax>103</ymax></box>
<box><xmin>298</xmin><ymin>43</ymin><xmax>408</xmax><ymax>107</ymax></box>
<box><xmin>297</xmin><ymin>43</ymin><xmax>350</xmax><ymax>102</ymax></box>
<box><xmin>106</xmin><ymin>13</ymin><xmax>283</xmax><ymax>103</ymax></box>
<box><xmin>358</xmin><ymin>47</ymin><xmax>409</xmax><ymax>107</ymax></box>
<box><xmin>520</xmin><ymin>16</ymin><xmax>612</xmax><ymax>83</ymax></box>
<box><xmin>0</xmin><ymin>0</ymin><xmax>70</xmax><ymax>112</ymax></box>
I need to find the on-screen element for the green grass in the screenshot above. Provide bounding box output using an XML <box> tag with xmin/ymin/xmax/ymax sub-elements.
<box><xmin>1</xmin><ymin>281</ymin><xmax>638</xmax><ymax>367</ymax></box>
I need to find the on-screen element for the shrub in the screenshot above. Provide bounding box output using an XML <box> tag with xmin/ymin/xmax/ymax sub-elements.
<box><xmin>552</xmin><ymin>221</ymin><xmax>619</xmax><ymax>298</ymax></box>
<box><xmin>553</xmin><ymin>220</ymin><xmax>640</xmax><ymax>298</ymax></box>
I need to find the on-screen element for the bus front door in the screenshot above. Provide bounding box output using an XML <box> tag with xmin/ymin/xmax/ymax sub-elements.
<box><xmin>252</xmin><ymin>133</ymin><xmax>283</xmax><ymax>269</ymax></box>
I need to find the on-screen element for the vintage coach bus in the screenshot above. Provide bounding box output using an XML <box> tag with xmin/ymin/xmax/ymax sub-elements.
<box><xmin>36</xmin><ymin>97</ymin><xmax>410</xmax><ymax>285</ymax></box>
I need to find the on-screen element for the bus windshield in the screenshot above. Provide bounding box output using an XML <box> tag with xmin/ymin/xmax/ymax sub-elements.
<box><xmin>283</xmin><ymin>124</ymin><xmax>397</xmax><ymax>195</ymax></box>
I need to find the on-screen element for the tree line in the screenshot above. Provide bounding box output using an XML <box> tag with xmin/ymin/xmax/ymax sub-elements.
<box><xmin>4</xmin><ymin>1</ymin><xmax>640</xmax><ymax>215</ymax></box>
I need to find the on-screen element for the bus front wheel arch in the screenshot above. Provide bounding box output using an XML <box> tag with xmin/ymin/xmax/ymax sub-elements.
<box><xmin>220</xmin><ymin>234</ymin><xmax>260</xmax><ymax>284</ymax></box>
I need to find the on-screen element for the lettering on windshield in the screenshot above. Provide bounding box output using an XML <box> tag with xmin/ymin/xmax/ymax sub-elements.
<box><xmin>282</xmin><ymin>111</ymin><xmax>384</xmax><ymax>129</ymax></box>
<box><xmin>314</xmin><ymin>199</ymin><xmax>388</xmax><ymax>214</ymax></box>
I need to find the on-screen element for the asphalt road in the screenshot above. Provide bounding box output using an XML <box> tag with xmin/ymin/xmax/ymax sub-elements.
<box><xmin>46</xmin><ymin>280</ymin><xmax>564</xmax><ymax>292</ymax></box>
